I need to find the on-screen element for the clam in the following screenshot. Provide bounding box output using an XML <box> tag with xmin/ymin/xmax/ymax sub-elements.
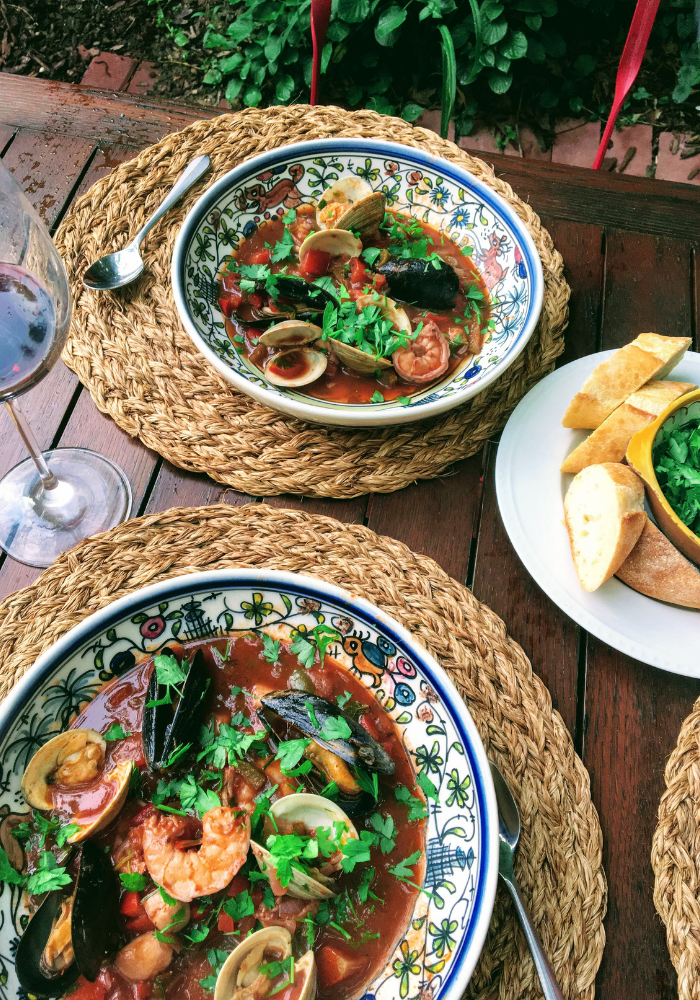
<box><xmin>21</xmin><ymin>729</ymin><xmax>131</xmax><ymax>842</ymax></box>
<box><xmin>143</xmin><ymin>647</ymin><xmax>209</xmax><ymax>770</ymax></box>
<box><xmin>16</xmin><ymin>841</ymin><xmax>120</xmax><ymax>996</ymax></box>
<box><xmin>375</xmin><ymin>255</ymin><xmax>460</xmax><ymax>310</ymax></box>
<box><xmin>299</xmin><ymin>229</ymin><xmax>362</xmax><ymax>261</ymax></box>
<box><xmin>258</xmin><ymin>320</ymin><xmax>323</xmax><ymax>348</ymax></box>
<box><xmin>259</xmin><ymin>691</ymin><xmax>394</xmax><ymax>816</ymax></box>
<box><xmin>215</xmin><ymin>927</ymin><xmax>316</xmax><ymax>1000</ymax></box>
<box><xmin>329</xmin><ymin>293</ymin><xmax>411</xmax><ymax>376</ymax></box>
<box><xmin>251</xmin><ymin>842</ymin><xmax>336</xmax><ymax>900</ymax></box>
<box><xmin>263</xmin><ymin>348</ymin><xmax>327</xmax><ymax>388</ymax></box>
<box><xmin>317</xmin><ymin>178</ymin><xmax>386</xmax><ymax>236</ymax></box>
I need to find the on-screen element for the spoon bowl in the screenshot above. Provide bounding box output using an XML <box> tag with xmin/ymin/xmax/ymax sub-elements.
<box><xmin>82</xmin><ymin>154</ymin><xmax>210</xmax><ymax>292</ymax></box>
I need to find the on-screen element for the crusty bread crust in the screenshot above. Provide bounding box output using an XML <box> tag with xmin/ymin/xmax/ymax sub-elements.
<box><xmin>616</xmin><ymin>518</ymin><xmax>700</xmax><ymax>610</ymax></box>
<box><xmin>562</xmin><ymin>334</ymin><xmax>691</xmax><ymax>429</ymax></box>
<box><xmin>561</xmin><ymin>380</ymin><xmax>697</xmax><ymax>474</ymax></box>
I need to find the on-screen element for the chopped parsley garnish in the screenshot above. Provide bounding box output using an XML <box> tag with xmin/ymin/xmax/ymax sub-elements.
<box><xmin>395</xmin><ymin>784</ymin><xmax>428</xmax><ymax>821</ymax></box>
<box><xmin>261</xmin><ymin>632</ymin><xmax>281</xmax><ymax>664</ymax></box>
<box><xmin>357</xmin><ymin>866</ymin><xmax>376</xmax><ymax>903</ymax></box>
<box><xmin>159</xmin><ymin>885</ymin><xmax>179</xmax><ymax>906</ymax></box>
<box><xmin>336</xmin><ymin>691</ymin><xmax>353</xmax><ymax>709</ymax></box>
<box><xmin>104</xmin><ymin>722</ymin><xmax>131</xmax><ymax>741</ymax></box>
<box><xmin>319</xmin><ymin>715</ymin><xmax>352</xmax><ymax>741</ymax></box>
<box><xmin>369</xmin><ymin>812</ymin><xmax>397</xmax><ymax>853</ymax></box>
<box><xmin>416</xmin><ymin>770</ymin><xmax>439</xmax><ymax>800</ymax></box>
<box><xmin>183</xmin><ymin>924</ymin><xmax>210</xmax><ymax>946</ymax></box>
<box><xmin>397</xmin><ymin>396</ymin><xmax>412</xmax><ymax>406</ymax></box>
<box><xmin>146</xmin><ymin>652</ymin><xmax>188</xmax><ymax>708</ymax></box>
<box><xmin>361</xmin><ymin>247</ymin><xmax>382</xmax><ymax>266</ymax></box>
<box><xmin>156</xmin><ymin>773</ymin><xmax>221</xmax><ymax>818</ymax></box>
<box><xmin>654</xmin><ymin>418</ymin><xmax>700</xmax><ymax>534</ymax></box>
<box><xmin>120</xmin><ymin>872</ymin><xmax>148</xmax><ymax>891</ymax></box>
<box><xmin>388</xmin><ymin>849</ymin><xmax>422</xmax><ymax>881</ymax></box>
<box><xmin>165</xmin><ymin>742</ymin><xmax>192</xmax><ymax>769</ymax></box>
<box><xmin>271</xmin><ymin>228</ymin><xmax>295</xmax><ymax>263</ymax></box>
<box><xmin>26</xmin><ymin>851</ymin><xmax>72</xmax><ymax>894</ymax></box>
<box><xmin>355</xmin><ymin>767</ymin><xmax>379</xmax><ymax>801</ymax></box>
<box><xmin>0</xmin><ymin>846</ymin><xmax>23</xmax><ymax>886</ymax></box>
<box><xmin>305</xmin><ymin>701</ymin><xmax>320</xmax><ymax>728</ymax></box>
<box><xmin>321</xmin><ymin>296</ymin><xmax>410</xmax><ymax>360</ymax></box>
<box><xmin>198</xmin><ymin>721</ymin><xmax>267</xmax><ymax>768</ymax></box>
<box><xmin>251</xmin><ymin>784</ymin><xmax>278</xmax><ymax>834</ymax></box>
<box><xmin>265</xmin><ymin>832</ymin><xmax>319</xmax><ymax>887</ymax></box>
<box><xmin>199</xmin><ymin>948</ymin><xmax>229</xmax><ymax>992</ymax></box>
<box><xmin>249</xmin><ymin>870</ymin><xmax>276</xmax><ymax>909</ymax></box>
<box><xmin>281</xmin><ymin>207</ymin><xmax>297</xmax><ymax>224</ymax></box>
<box><xmin>370</xmin><ymin>390</ymin><xmax>384</xmax><ymax>403</ymax></box>
<box><xmin>339</xmin><ymin>832</ymin><xmax>376</xmax><ymax>873</ymax></box>
<box><xmin>55</xmin><ymin>823</ymin><xmax>81</xmax><ymax>847</ymax></box>
<box><xmin>223</xmin><ymin>888</ymin><xmax>254</xmax><ymax>921</ymax></box>
<box><xmin>290</xmin><ymin>624</ymin><xmax>341</xmax><ymax>670</ymax></box>
<box><xmin>238</xmin><ymin>263</ymin><xmax>279</xmax><ymax>299</ymax></box>
<box><xmin>274</xmin><ymin>737</ymin><xmax>311</xmax><ymax>773</ymax></box>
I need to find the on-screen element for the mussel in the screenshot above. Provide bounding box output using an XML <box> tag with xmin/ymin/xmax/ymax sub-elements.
<box><xmin>316</xmin><ymin>178</ymin><xmax>386</xmax><ymax>237</ymax></box>
<box><xmin>215</xmin><ymin>927</ymin><xmax>316</xmax><ymax>1000</ymax></box>
<box><xmin>143</xmin><ymin>648</ymin><xmax>209</xmax><ymax>770</ymax></box>
<box><xmin>22</xmin><ymin>729</ymin><xmax>131</xmax><ymax>842</ymax></box>
<box><xmin>375</xmin><ymin>255</ymin><xmax>460</xmax><ymax>310</ymax></box>
<box><xmin>272</xmin><ymin>276</ymin><xmax>339</xmax><ymax>322</ymax></box>
<box><xmin>16</xmin><ymin>841</ymin><xmax>120</xmax><ymax>996</ymax></box>
<box><xmin>259</xmin><ymin>691</ymin><xmax>394</xmax><ymax>816</ymax></box>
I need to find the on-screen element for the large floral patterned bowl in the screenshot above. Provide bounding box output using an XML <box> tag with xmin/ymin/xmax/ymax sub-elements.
<box><xmin>172</xmin><ymin>138</ymin><xmax>544</xmax><ymax>427</ymax></box>
<box><xmin>0</xmin><ymin>570</ymin><xmax>497</xmax><ymax>1000</ymax></box>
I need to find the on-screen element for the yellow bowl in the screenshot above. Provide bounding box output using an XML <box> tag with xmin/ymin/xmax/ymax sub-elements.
<box><xmin>627</xmin><ymin>387</ymin><xmax>700</xmax><ymax>566</ymax></box>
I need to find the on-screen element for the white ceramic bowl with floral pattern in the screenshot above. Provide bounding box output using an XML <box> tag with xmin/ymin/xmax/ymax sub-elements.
<box><xmin>172</xmin><ymin>138</ymin><xmax>544</xmax><ymax>427</ymax></box>
<box><xmin>0</xmin><ymin>570</ymin><xmax>498</xmax><ymax>1000</ymax></box>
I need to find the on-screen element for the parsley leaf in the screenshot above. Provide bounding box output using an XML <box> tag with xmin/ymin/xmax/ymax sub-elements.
<box><xmin>370</xmin><ymin>391</ymin><xmax>384</xmax><ymax>403</ymax></box>
<box><xmin>249</xmin><ymin>870</ymin><xmax>276</xmax><ymax>909</ymax></box>
<box><xmin>416</xmin><ymin>770</ymin><xmax>438</xmax><ymax>800</ymax></box>
<box><xmin>200</xmin><ymin>948</ymin><xmax>230</xmax><ymax>992</ymax></box>
<box><xmin>357</xmin><ymin>866</ymin><xmax>376</xmax><ymax>903</ymax></box>
<box><xmin>26</xmin><ymin>852</ymin><xmax>72</xmax><ymax>894</ymax></box>
<box><xmin>282</xmin><ymin>207</ymin><xmax>297</xmax><ymax>224</ymax></box>
<box><xmin>397</xmin><ymin>396</ymin><xmax>412</xmax><ymax>406</ymax></box>
<box><xmin>177</xmin><ymin>775</ymin><xmax>222</xmax><ymax>817</ymax></box>
<box><xmin>336</xmin><ymin>691</ymin><xmax>353</xmax><ymax>709</ymax></box>
<box><xmin>223</xmin><ymin>889</ymin><xmax>254</xmax><ymax>921</ymax></box>
<box><xmin>104</xmin><ymin>722</ymin><xmax>131</xmax><ymax>741</ymax></box>
<box><xmin>0</xmin><ymin>846</ymin><xmax>24</xmax><ymax>886</ymax></box>
<box><xmin>395</xmin><ymin>784</ymin><xmax>428</xmax><ymax>821</ymax></box>
<box><xmin>305</xmin><ymin>700</ymin><xmax>320</xmax><ymax>729</ymax></box>
<box><xmin>319</xmin><ymin>716</ymin><xmax>352</xmax><ymax>741</ymax></box>
<box><xmin>355</xmin><ymin>768</ymin><xmax>379</xmax><ymax>801</ymax></box>
<box><xmin>369</xmin><ymin>812</ymin><xmax>397</xmax><ymax>853</ymax></box>
<box><xmin>261</xmin><ymin>632</ymin><xmax>281</xmax><ymax>664</ymax></box>
<box><xmin>183</xmin><ymin>924</ymin><xmax>210</xmax><ymax>946</ymax></box>
<box><xmin>340</xmin><ymin>831</ymin><xmax>375</xmax><ymax>873</ymax></box>
<box><xmin>361</xmin><ymin>247</ymin><xmax>382</xmax><ymax>267</ymax></box>
<box><xmin>120</xmin><ymin>872</ymin><xmax>148</xmax><ymax>891</ymax></box>
<box><xmin>158</xmin><ymin>885</ymin><xmax>179</xmax><ymax>906</ymax></box>
<box><xmin>290</xmin><ymin>636</ymin><xmax>315</xmax><ymax>670</ymax></box>
<box><xmin>55</xmin><ymin>823</ymin><xmax>82</xmax><ymax>847</ymax></box>
<box><xmin>275</xmin><ymin>738</ymin><xmax>311</xmax><ymax>773</ymax></box>
<box><xmin>146</xmin><ymin>652</ymin><xmax>188</xmax><ymax>708</ymax></box>
<box><xmin>271</xmin><ymin>228</ymin><xmax>295</xmax><ymax>263</ymax></box>
<box><xmin>389</xmin><ymin>849</ymin><xmax>422</xmax><ymax>880</ymax></box>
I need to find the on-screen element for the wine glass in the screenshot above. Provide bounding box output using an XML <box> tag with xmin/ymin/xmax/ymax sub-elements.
<box><xmin>0</xmin><ymin>159</ymin><xmax>132</xmax><ymax>568</ymax></box>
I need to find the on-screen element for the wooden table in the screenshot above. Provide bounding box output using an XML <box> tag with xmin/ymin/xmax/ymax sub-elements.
<box><xmin>2</xmin><ymin>72</ymin><xmax>700</xmax><ymax>1000</ymax></box>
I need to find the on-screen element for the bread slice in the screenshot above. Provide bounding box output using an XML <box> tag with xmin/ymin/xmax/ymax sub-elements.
<box><xmin>616</xmin><ymin>518</ymin><xmax>700</xmax><ymax>609</ymax></box>
<box><xmin>564</xmin><ymin>463</ymin><xmax>646</xmax><ymax>592</ymax></box>
<box><xmin>562</xmin><ymin>333</ymin><xmax>691</xmax><ymax>429</ymax></box>
<box><xmin>561</xmin><ymin>379</ymin><xmax>697</xmax><ymax>474</ymax></box>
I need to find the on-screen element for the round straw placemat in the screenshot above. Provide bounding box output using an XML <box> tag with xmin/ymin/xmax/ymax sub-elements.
<box><xmin>55</xmin><ymin>106</ymin><xmax>568</xmax><ymax>499</ymax></box>
<box><xmin>0</xmin><ymin>504</ymin><xmax>603</xmax><ymax>999</ymax></box>
<box><xmin>653</xmin><ymin>698</ymin><xmax>700</xmax><ymax>999</ymax></box>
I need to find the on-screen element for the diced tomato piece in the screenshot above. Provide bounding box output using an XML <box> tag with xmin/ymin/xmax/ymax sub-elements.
<box><xmin>300</xmin><ymin>248</ymin><xmax>331</xmax><ymax>278</ymax></box>
<box><xmin>316</xmin><ymin>944</ymin><xmax>369</xmax><ymax>988</ymax></box>
<box><xmin>120</xmin><ymin>892</ymin><xmax>144</xmax><ymax>918</ymax></box>
<box><xmin>66</xmin><ymin>976</ymin><xmax>107</xmax><ymax>1000</ymax></box>
<box><xmin>372</xmin><ymin>272</ymin><xmax>387</xmax><ymax>290</ymax></box>
<box><xmin>222</xmin><ymin>272</ymin><xmax>240</xmax><ymax>293</ymax></box>
<box><xmin>227</xmin><ymin>872</ymin><xmax>250</xmax><ymax>896</ymax></box>
<box><xmin>125</xmin><ymin>913</ymin><xmax>155</xmax><ymax>933</ymax></box>
<box><xmin>349</xmin><ymin>256</ymin><xmax>368</xmax><ymax>284</ymax></box>
<box><xmin>130</xmin><ymin>804</ymin><xmax>155</xmax><ymax>828</ymax></box>
<box><xmin>250</xmin><ymin>249</ymin><xmax>272</xmax><ymax>265</ymax></box>
<box><xmin>248</xmin><ymin>292</ymin><xmax>263</xmax><ymax>308</ymax></box>
<box><xmin>359</xmin><ymin>713</ymin><xmax>383</xmax><ymax>742</ymax></box>
<box><xmin>219</xmin><ymin>287</ymin><xmax>243</xmax><ymax>317</ymax></box>
<box><xmin>218</xmin><ymin>911</ymin><xmax>235</xmax><ymax>933</ymax></box>
<box><xmin>133</xmin><ymin>983</ymin><xmax>152</xmax><ymax>1000</ymax></box>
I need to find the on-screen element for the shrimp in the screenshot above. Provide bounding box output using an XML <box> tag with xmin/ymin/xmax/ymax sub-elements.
<box><xmin>392</xmin><ymin>320</ymin><xmax>449</xmax><ymax>384</ymax></box>
<box><xmin>142</xmin><ymin>806</ymin><xmax>250</xmax><ymax>902</ymax></box>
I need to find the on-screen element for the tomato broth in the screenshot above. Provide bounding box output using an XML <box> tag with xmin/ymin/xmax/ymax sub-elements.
<box><xmin>19</xmin><ymin>634</ymin><xmax>426</xmax><ymax>1000</ymax></box>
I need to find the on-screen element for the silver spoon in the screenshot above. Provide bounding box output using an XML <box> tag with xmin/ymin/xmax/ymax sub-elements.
<box><xmin>489</xmin><ymin>761</ymin><xmax>565</xmax><ymax>1000</ymax></box>
<box><xmin>83</xmin><ymin>153</ymin><xmax>211</xmax><ymax>290</ymax></box>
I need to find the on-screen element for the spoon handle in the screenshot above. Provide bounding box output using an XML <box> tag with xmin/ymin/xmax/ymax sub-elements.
<box><xmin>502</xmin><ymin>877</ymin><xmax>565</xmax><ymax>1000</ymax></box>
<box><xmin>130</xmin><ymin>154</ymin><xmax>211</xmax><ymax>249</ymax></box>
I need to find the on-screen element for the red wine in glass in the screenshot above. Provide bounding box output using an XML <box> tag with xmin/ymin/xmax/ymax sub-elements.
<box><xmin>0</xmin><ymin>262</ymin><xmax>61</xmax><ymax>402</ymax></box>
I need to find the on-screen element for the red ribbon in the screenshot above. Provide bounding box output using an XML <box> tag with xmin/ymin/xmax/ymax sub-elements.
<box><xmin>593</xmin><ymin>0</ymin><xmax>660</xmax><ymax>169</ymax></box>
<box><xmin>310</xmin><ymin>0</ymin><xmax>332</xmax><ymax>106</ymax></box>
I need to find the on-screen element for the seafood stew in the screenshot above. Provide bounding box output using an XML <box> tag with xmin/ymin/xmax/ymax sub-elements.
<box><xmin>6</xmin><ymin>632</ymin><xmax>429</xmax><ymax>1000</ymax></box>
<box><xmin>217</xmin><ymin>177</ymin><xmax>492</xmax><ymax>405</ymax></box>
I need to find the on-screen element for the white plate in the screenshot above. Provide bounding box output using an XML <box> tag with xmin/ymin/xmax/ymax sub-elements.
<box><xmin>495</xmin><ymin>350</ymin><xmax>700</xmax><ymax>676</ymax></box>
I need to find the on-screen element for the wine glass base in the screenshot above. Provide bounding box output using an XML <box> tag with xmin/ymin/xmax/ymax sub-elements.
<box><xmin>0</xmin><ymin>448</ymin><xmax>132</xmax><ymax>568</ymax></box>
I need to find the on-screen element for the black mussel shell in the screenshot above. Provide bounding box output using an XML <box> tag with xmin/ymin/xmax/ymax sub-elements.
<box><xmin>16</xmin><ymin>891</ymin><xmax>80</xmax><ymax>997</ymax></box>
<box><xmin>16</xmin><ymin>843</ymin><xmax>119</xmax><ymax>996</ymax></box>
<box><xmin>273</xmin><ymin>276</ymin><xmax>339</xmax><ymax>313</ymax></box>
<box><xmin>143</xmin><ymin>648</ymin><xmax>209</xmax><ymax>770</ymax></box>
<box><xmin>260</xmin><ymin>691</ymin><xmax>395</xmax><ymax>775</ymax></box>
<box><xmin>72</xmin><ymin>841</ymin><xmax>120</xmax><ymax>981</ymax></box>
<box><xmin>375</xmin><ymin>256</ymin><xmax>460</xmax><ymax>310</ymax></box>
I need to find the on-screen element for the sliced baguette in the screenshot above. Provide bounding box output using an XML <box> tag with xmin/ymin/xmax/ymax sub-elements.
<box><xmin>564</xmin><ymin>463</ymin><xmax>646</xmax><ymax>592</ymax></box>
<box><xmin>561</xmin><ymin>379</ymin><xmax>697</xmax><ymax>474</ymax></box>
<box><xmin>616</xmin><ymin>518</ymin><xmax>700</xmax><ymax>609</ymax></box>
<box><xmin>562</xmin><ymin>333</ymin><xmax>691</xmax><ymax>429</ymax></box>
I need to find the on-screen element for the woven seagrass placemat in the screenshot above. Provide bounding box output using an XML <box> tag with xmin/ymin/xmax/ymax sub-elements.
<box><xmin>653</xmin><ymin>698</ymin><xmax>700</xmax><ymax>999</ymax></box>
<box><xmin>55</xmin><ymin>105</ymin><xmax>569</xmax><ymax>499</ymax></box>
<box><xmin>0</xmin><ymin>504</ymin><xmax>604</xmax><ymax>999</ymax></box>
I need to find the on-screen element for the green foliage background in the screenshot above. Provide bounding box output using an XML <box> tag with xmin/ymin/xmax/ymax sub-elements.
<box><xmin>149</xmin><ymin>0</ymin><xmax>700</xmax><ymax>139</ymax></box>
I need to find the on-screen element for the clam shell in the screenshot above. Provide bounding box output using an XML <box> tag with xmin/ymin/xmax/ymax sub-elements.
<box><xmin>258</xmin><ymin>320</ymin><xmax>323</xmax><ymax>348</ymax></box>
<box><xmin>251</xmin><ymin>842</ymin><xmax>336</xmax><ymax>900</ymax></box>
<box><xmin>66</xmin><ymin>761</ymin><xmax>132</xmax><ymax>842</ymax></box>
<box><xmin>269</xmin><ymin>792</ymin><xmax>358</xmax><ymax>845</ymax></box>
<box><xmin>334</xmin><ymin>192</ymin><xmax>386</xmax><ymax>236</ymax></box>
<box><xmin>215</xmin><ymin>928</ymin><xmax>316</xmax><ymax>1000</ymax></box>
<box><xmin>299</xmin><ymin>229</ymin><xmax>362</xmax><ymax>260</ymax></box>
<box><xmin>329</xmin><ymin>338</ymin><xmax>392</xmax><ymax>374</ymax></box>
<box><xmin>22</xmin><ymin>729</ymin><xmax>106</xmax><ymax>810</ymax></box>
<box><xmin>263</xmin><ymin>347</ymin><xmax>327</xmax><ymax>388</ymax></box>
<box><xmin>316</xmin><ymin>177</ymin><xmax>386</xmax><ymax>236</ymax></box>
<box><xmin>354</xmin><ymin>292</ymin><xmax>412</xmax><ymax>336</ymax></box>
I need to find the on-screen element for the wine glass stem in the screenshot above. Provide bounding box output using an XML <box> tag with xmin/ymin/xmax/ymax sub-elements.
<box><xmin>5</xmin><ymin>400</ymin><xmax>58</xmax><ymax>491</ymax></box>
